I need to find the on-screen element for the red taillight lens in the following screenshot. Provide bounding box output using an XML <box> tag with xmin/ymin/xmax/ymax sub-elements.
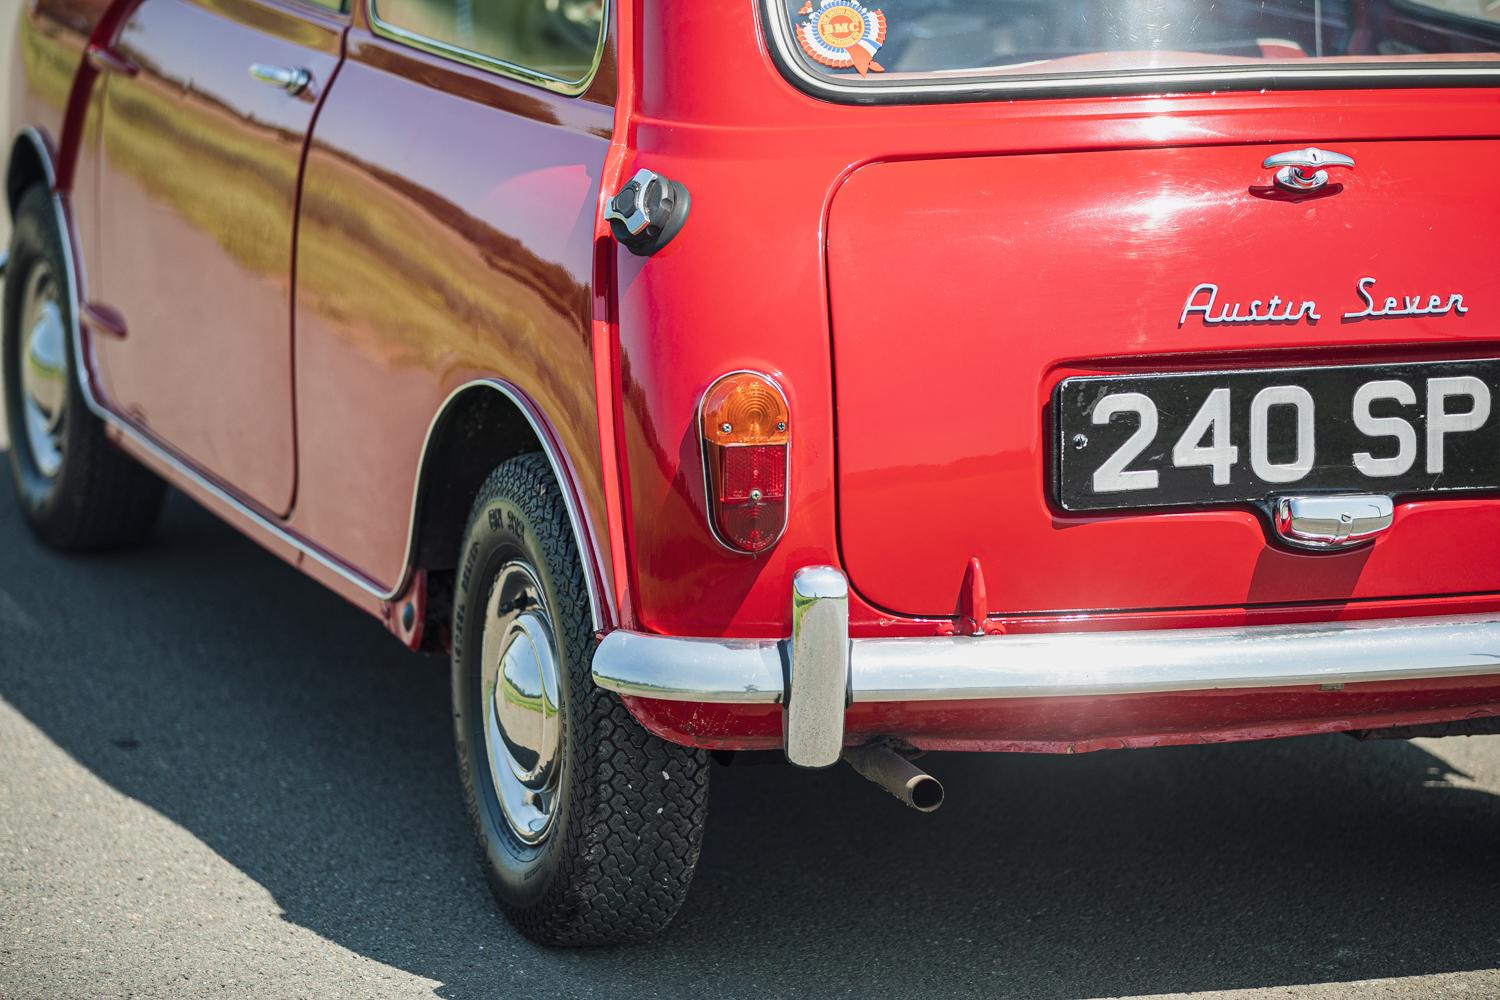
<box><xmin>700</xmin><ymin>373</ymin><xmax>789</xmax><ymax>553</ymax></box>
<box><xmin>719</xmin><ymin>445</ymin><xmax>787</xmax><ymax>502</ymax></box>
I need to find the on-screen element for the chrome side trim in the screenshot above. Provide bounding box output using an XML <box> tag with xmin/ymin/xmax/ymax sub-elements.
<box><xmin>784</xmin><ymin>566</ymin><xmax>849</xmax><ymax>767</ymax></box>
<box><xmin>592</xmin><ymin>607</ymin><xmax>1500</xmax><ymax>704</ymax></box>
<box><xmin>27</xmin><ymin>130</ymin><xmax>609</xmax><ymax>628</ymax></box>
<box><xmin>759</xmin><ymin>0</ymin><xmax>1500</xmax><ymax>103</ymax></box>
<box><xmin>368</xmin><ymin>0</ymin><xmax>608</xmax><ymax>97</ymax></box>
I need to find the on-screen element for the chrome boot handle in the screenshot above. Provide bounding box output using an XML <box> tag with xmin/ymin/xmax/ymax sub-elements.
<box><xmin>1272</xmin><ymin>494</ymin><xmax>1392</xmax><ymax>551</ymax></box>
<box><xmin>249</xmin><ymin>63</ymin><xmax>311</xmax><ymax>96</ymax></box>
<box><xmin>1263</xmin><ymin>147</ymin><xmax>1354</xmax><ymax>192</ymax></box>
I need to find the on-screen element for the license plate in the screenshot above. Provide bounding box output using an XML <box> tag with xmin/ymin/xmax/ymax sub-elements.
<box><xmin>1053</xmin><ymin>358</ymin><xmax>1500</xmax><ymax>513</ymax></box>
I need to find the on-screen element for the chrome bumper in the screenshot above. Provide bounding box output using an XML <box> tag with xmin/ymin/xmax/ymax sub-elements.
<box><xmin>591</xmin><ymin>566</ymin><xmax>1500</xmax><ymax>767</ymax></box>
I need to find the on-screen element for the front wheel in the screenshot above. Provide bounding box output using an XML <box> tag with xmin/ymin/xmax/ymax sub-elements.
<box><xmin>451</xmin><ymin>453</ymin><xmax>710</xmax><ymax>946</ymax></box>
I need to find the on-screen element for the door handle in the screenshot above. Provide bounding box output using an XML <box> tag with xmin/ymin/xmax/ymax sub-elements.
<box><xmin>1262</xmin><ymin>147</ymin><xmax>1354</xmax><ymax>192</ymax></box>
<box><xmin>248</xmin><ymin>63</ymin><xmax>312</xmax><ymax>96</ymax></box>
<box><xmin>86</xmin><ymin>43</ymin><xmax>139</xmax><ymax>78</ymax></box>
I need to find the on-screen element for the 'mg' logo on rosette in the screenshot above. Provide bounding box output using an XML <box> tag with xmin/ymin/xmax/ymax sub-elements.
<box><xmin>796</xmin><ymin>0</ymin><xmax>886</xmax><ymax>76</ymax></box>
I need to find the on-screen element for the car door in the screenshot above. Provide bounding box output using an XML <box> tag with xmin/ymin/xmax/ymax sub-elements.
<box><xmin>90</xmin><ymin>0</ymin><xmax>347</xmax><ymax>515</ymax></box>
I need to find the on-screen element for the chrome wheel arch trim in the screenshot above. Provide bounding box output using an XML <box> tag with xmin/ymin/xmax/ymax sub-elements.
<box><xmin>23</xmin><ymin>128</ymin><xmax>611</xmax><ymax>630</ymax></box>
<box><xmin>402</xmin><ymin>380</ymin><xmax>612</xmax><ymax>631</ymax></box>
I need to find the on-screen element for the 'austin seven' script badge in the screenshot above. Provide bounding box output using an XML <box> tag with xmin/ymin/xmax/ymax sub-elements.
<box><xmin>796</xmin><ymin>0</ymin><xmax>887</xmax><ymax>76</ymax></box>
<box><xmin>1180</xmin><ymin>277</ymin><xmax>1469</xmax><ymax>327</ymax></box>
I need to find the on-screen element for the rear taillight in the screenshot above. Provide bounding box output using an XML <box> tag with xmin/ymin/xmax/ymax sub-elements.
<box><xmin>700</xmin><ymin>372</ymin><xmax>789</xmax><ymax>553</ymax></box>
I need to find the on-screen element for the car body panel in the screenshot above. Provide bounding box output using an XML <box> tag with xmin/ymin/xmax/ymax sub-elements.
<box><xmin>286</xmin><ymin>27</ymin><xmax>615</xmax><ymax>593</ymax></box>
<box><xmin>616</xmin><ymin>0</ymin><xmax>1500</xmax><ymax>640</ymax></box>
<box><xmin>829</xmin><ymin>142</ymin><xmax>1500</xmax><ymax>619</ymax></box>
<box><xmin>84</xmin><ymin>0</ymin><xmax>346</xmax><ymax>515</ymax></box>
<box><xmin>7</xmin><ymin>0</ymin><xmax>108</xmax><ymax>166</ymax></box>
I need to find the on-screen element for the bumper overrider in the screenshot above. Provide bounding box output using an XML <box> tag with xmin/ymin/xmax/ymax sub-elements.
<box><xmin>591</xmin><ymin>566</ymin><xmax>1500</xmax><ymax>767</ymax></box>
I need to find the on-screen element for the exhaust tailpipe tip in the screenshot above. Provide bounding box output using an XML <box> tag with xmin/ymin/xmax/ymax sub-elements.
<box><xmin>843</xmin><ymin>744</ymin><xmax>944</xmax><ymax>813</ymax></box>
<box><xmin>906</xmin><ymin>773</ymin><xmax>944</xmax><ymax>812</ymax></box>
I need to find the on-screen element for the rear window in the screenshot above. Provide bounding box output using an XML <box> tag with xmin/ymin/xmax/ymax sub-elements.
<box><xmin>765</xmin><ymin>0</ymin><xmax>1500</xmax><ymax>101</ymax></box>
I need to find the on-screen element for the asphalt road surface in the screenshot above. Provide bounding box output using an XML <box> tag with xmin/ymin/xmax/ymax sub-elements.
<box><xmin>4</xmin><ymin>483</ymin><xmax>1500</xmax><ymax>999</ymax></box>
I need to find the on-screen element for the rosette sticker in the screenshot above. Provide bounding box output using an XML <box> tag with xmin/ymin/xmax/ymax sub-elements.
<box><xmin>795</xmin><ymin>0</ymin><xmax>886</xmax><ymax>76</ymax></box>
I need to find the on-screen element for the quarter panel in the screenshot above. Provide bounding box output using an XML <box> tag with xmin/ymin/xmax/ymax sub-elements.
<box><xmin>289</xmin><ymin>31</ymin><xmax>614</xmax><ymax>593</ymax></box>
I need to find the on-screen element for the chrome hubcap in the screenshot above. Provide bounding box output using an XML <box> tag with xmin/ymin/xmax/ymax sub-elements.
<box><xmin>480</xmin><ymin>562</ymin><xmax>562</xmax><ymax>845</ymax></box>
<box><xmin>19</xmin><ymin>262</ymin><xmax>67</xmax><ymax>479</ymax></box>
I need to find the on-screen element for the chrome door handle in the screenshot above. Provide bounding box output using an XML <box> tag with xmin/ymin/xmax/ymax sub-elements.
<box><xmin>1262</xmin><ymin>147</ymin><xmax>1354</xmax><ymax>192</ymax></box>
<box><xmin>86</xmin><ymin>42</ymin><xmax>140</xmax><ymax>78</ymax></box>
<box><xmin>249</xmin><ymin>63</ymin><xmax>311</xmax><ymax>96</ymax></box>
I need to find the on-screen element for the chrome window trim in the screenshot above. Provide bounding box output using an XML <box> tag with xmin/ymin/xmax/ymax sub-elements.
<box><xmin>257</xmin><ymin>0</ymin><xmax>350</xmax><ymax>19</ymax></box>
<box><xmin>22</xmin><ymin>126</ymin><xmax>611</xmax><ymax>629</ymax></box>
<box><xmin>289</xmin><ymin>0</ymin><xmax>349</xmax><ymax>17</ymax></box>
<box><xmin>759</xmin><ymin>0</ymin><xmax>1500</xmax><ymax>104</ymax></box>
<box><xmin>368</xmin><ymin>0</ymin><xmax>608</xmax><ymax>97</ymax></box>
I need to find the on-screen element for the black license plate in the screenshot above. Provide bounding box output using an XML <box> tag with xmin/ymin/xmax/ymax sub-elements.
<box><xmin>1054</xmin><ymin>358</ymin><xmax>1500</xmax><ymax>512</ymax></box>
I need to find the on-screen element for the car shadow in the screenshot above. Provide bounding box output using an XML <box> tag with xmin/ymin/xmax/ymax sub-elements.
<box><xmin>3</xmin><ymin>488</ymin><xmax>1500</xmax><ymax>998</ymax></box>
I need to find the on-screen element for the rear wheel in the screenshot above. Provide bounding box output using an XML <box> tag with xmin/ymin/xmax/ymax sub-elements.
<box><xmin>451</xmin><ymin>453</ymin><xmax>710</xmax><ymax>946</ymax></box>
<box><xmin>2</xmin><ymin>184</ymin><xmax>163</xmax><ymax>549</ymax></box>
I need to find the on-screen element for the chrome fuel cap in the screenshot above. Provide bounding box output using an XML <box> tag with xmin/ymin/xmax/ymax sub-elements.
<box><xmin>480</xmin><ymin>561</ymin><xmax>562</xmax><ymax>844</ymax></box>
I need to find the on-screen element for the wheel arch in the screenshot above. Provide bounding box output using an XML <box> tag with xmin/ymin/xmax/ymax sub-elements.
<box><xmin>406</xmin><ymin>380</ymin><xmax>611</xmax><ymax>632</ymax></box>
<box><xmin>7</xmin><ymin>128</ymin><xmax>58</xmax><ymax>214</ymax></box>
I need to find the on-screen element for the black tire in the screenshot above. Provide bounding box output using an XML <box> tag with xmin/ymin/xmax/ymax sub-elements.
<box><xmin>3</xmin><ymin>184</ymin><xmax>164</xmax><ymax>550</ymax></box>
<box><xmin>452</xmin><ymin>453</ymin><xmax>710</xmax><ymax>946</ymax></box>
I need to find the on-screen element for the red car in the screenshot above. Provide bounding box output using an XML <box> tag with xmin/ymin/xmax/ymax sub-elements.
<box><xmin>6</xmin><ymin>0</ymin><xmax>1500</xmax><ymax>946</ymax></box>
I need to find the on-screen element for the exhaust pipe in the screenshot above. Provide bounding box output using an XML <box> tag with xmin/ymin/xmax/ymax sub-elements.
<box><xmin>844</xmin><ymin>744</ymin><xmax>944</xmax><ymax>812</ymax></box>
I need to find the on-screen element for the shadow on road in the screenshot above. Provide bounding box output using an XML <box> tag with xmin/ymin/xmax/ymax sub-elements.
<box><xmin>3</xmin><ymin>487</ymin><xmax>1500</xmax><ymax>998</ymax></box>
